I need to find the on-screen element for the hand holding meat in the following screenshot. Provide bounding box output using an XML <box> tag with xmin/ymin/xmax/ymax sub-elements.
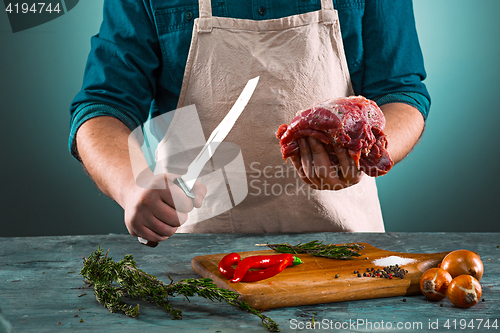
<box><xmin>292</xmin><ymin>136</ymin><xmax>364</xmax><ymax>189</ymax></box>
<box><xmin>277</xmin><ymin>96</ymin><xmax>394</xmax><ymax>189</ymax></box>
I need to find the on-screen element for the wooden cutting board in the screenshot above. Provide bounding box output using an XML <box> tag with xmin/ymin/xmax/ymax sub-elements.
<box><xmin>191</xmin><ymin>243</ymin><xmax>450</xmax><ymax>310</ymax></box>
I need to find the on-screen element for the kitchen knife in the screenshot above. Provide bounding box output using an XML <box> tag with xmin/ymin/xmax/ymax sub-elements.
<box><xmin>138</xmin><ymin>76</ymin><xmax>260</xmax><ymax>247</ymax></box>
<box><xmin>175</xmin><ymin>76</ymin><xmax>259</xmax><ymax>198</ymax></box>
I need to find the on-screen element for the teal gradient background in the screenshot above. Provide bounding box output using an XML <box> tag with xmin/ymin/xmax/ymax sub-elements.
<box><xmin>0</xmin><ymin>0</ymin><xmax>499</xmax><ymax>236</ymax></box>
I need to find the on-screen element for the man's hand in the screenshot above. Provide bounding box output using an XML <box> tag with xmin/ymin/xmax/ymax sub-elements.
<box><xmin>76</xmin><ymin>116</ymin><xmax>208</xmax><ymax>245</ymax></box>
<box><xmin>289</xmin><ymin>137</ymin><xmax>363</xmax><ymax>190</ymax></box>
<box><xmin>123</xmin><ymin>173</ymin><xmax>207</xmax><ymax>243</ymax></box>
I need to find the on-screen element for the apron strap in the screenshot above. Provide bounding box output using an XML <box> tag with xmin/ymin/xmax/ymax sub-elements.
<box><xmin>320</xmin><ymin>0</ymin><xmax>336</xmax><ymax>25</ymax></box>
<box><xmin>320</xmin><ymin>0</ymin><xmax>334</xmax><ymax>10</ymax></box>
<box><xmin>198</xmin><ymin>0</ymin><xmax>213</xmax><ymax>32</ymax></box>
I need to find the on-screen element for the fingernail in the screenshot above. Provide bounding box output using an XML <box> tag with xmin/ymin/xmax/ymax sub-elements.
<box><xmin>298</xmin><ymin>138</ymin><xmax>306</xmax><ymax>147</ymax></box>
<box><xmin>308</xmin><ymin>137</ymin><xmax>317</xmax><ymax>146</ymax></box>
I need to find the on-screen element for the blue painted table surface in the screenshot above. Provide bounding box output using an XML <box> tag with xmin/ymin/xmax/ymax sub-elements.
<box><xmin>0</xmin><ymin>233</ymin><xmax>499</xmax><ymax>332</ymax></box>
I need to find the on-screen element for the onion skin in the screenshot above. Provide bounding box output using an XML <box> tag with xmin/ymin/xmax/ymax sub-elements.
<box><xmin>447</xmin><ymin>275</ymin><xmax>482</xmax><ymax>308</ymax></box>
<box><xmin>420</xmin><ymin>268</ymin><xmax>452</xmax><ymax>301</ymax></box>
<box><xmin>440</xmin><ymin>250</ymin><xmax>484</xmax><ymax>280</ymax></box>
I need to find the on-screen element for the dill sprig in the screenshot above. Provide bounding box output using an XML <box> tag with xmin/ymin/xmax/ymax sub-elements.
<box><xmin>263</xmin><ymin>240</ymin><xmax>365</xmax><ymax>260</ymax></box>
<box><xmin>80</xmin><ymin>246</ymin><xmax>279</xmax><ymax>332</ymax></box>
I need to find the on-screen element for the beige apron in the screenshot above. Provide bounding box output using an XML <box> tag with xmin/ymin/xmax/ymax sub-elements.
<box><xmin>155</xmin><ymin>0</ymin><xmax>385</xmax><ymax>233</ymax></box>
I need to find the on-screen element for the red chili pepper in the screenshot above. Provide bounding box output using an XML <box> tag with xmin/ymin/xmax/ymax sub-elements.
<box><xmin>218</xmin><ymin>253</ymin><xmax>302</xmax><ymax>283</ymax></box>
<box><xmin>219</xmin><ymin>253</ymin><xmax>291</xmax><ymax>280</ymax></box>
<box><xmin>230</xmin><ymin>253</ymin><xmax>301</xmax><ymax>283</ymax></box>
<box><xmin>233</xmin><ymin>257</ymin><xmax>291</xmax><ymax>283</ymax></box>
<box><xmin>218</xmin><ymin>252</ymin><xmax>241</xmax><ymax>280</ymax></box>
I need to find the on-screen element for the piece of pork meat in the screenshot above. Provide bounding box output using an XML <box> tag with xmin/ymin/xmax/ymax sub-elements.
<box><xmin>276</xmin><ymin>96</ymin><xmax>393</xmax><ymax>177</ymax></box>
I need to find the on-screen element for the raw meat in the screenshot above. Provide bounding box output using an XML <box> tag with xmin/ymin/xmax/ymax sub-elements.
<box><xmin>276</xmin><ymin>96</ymin><xmax>393</xmax><ymax>177</ymax></box>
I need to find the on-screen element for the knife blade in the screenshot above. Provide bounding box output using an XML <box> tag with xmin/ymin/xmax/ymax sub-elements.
<box><xmin>138</xmin><ymin>76</ymin><xmax>259</xmax><ymax>247</ymax></box>
<box><xmin>176</xmin><ymin>76</ymin><xmax>259</xmax><ymax>198</ymax></box>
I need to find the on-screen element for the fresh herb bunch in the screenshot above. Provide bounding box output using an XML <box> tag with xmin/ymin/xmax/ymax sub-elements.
<box><xmin>265</xmin><ymin>240</ymin><xmax>365</xmax><ymax>259</ymax></box>
<box><xmin>80</xmin><ymin>247</ymin><xmax>279</xmax><ymax>332</ymax></box>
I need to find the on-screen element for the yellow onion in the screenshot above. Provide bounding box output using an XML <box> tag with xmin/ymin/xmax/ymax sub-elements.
<box><xmin>440</xmin><ymin>250</ymin><xmax>483</xmax><ymax>280</ymax></box>
<box><xmin>420</xmin><ymin>268</ymin><xmax>452</xmax><ymax>301</ymax></box>
<box><xmin>447</xmin><ymin>275</ymin><xmax>482</xmax><ymax>308</ymax></box>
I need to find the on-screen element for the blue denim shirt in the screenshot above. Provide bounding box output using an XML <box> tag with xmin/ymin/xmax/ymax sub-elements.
<box><xmin>69</xmin><ymin>0</ymin><xmax>430</xmax><ymax>158</ymax></box>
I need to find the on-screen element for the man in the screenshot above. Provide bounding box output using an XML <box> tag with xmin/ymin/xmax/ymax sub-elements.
<box><xmin>70</xmin><ymin>0</ymin><xmax>430</xmax><ymax>243</ymax></box>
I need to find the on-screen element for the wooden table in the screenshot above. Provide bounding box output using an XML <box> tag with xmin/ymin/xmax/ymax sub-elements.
<box><xmin>1</xmin><ymin>233</ymin><xmax>499</xmax><ymax>332</ymax></box>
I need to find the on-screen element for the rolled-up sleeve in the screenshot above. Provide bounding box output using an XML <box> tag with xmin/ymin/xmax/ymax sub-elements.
<box><xmin>68</xmin><ymin>0</ymin><xmax>160</xmax><ymax>160</ymax></box>
<box><xmin>361</xmin><ymin>0</ymin><xmax>431</xmax><ymax>119</ymax></box>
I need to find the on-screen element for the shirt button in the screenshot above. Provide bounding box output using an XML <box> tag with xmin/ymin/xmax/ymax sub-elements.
<box><xmin>184</xmin><ymin>11</ymin><xmax>194</xmax><ymax>21</ymax></box>
<box><xmin>258</xmin><ymin>6</ymin><xmax>266</xmax><ymax>16</ymax></box>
